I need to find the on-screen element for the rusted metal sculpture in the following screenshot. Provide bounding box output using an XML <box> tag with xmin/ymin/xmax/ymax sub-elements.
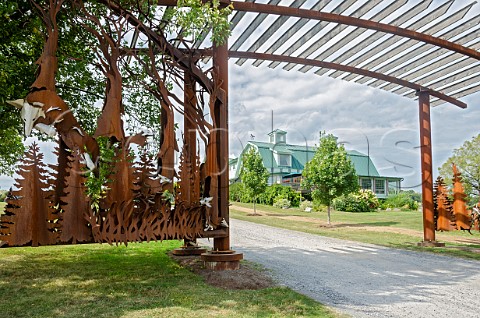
<box><xmin>58</xmin><ymin>148</ymin><xmax>93</xmax><ymax>244</ymax></box>
<box><xmin>0</xmin><ymin>143</ymin><xmax>58</xmax><ymax>247</ymax></box>
<box><xmin>433</xmin><ymin>177</ymin><xmax>455</xmax><ymax>232</ymax></box>
<box><xmin>452</xmin><ymin>164</ymin><xmax>472</xmax><ymax>232</ymax></box>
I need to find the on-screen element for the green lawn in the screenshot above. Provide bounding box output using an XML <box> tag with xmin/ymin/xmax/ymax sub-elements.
<box><xmin>0</xmin><ymin>241</ymin><xmax>340</xmax><ymax>318</ymax></box>
<box><xmin>231</xmin><ymin>202</ymin><xmax>480</xmax><ymax>261</ymax></box>
<box><xmin>0</xmin><ymin>202</ymin><xmax>5</xmax><ymax>215</ymax></box>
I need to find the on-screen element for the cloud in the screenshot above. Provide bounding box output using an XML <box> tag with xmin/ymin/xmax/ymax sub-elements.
<box><xmin>229</xmin><ymin>62</ymin><xmax>480</xmax><ymax>190</ymax></box>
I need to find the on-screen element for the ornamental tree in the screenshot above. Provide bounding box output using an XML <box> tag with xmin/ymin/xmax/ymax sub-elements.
<box><xmin>302</xmin><ymin>133</ymin><xmax>358</xmax><ymax>224</ymax></box>
<box><xmin>438</xmin><ymin>133</ymin><xmax>480</xmax><ymax>207</ymax></box>
<box><xmin>240</xmin><ymin>147</ymin><xmax>269</xmax><ymax>215</ymax></box>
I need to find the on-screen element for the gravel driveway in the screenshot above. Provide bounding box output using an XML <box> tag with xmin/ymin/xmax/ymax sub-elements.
<box><xmin>202</xmin><ymin>219</ymin><xmax>480</xmax><ymax>317</ymax></box>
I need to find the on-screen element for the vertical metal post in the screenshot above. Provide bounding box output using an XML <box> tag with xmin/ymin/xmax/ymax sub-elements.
<box><xmin>417</xmin><ymin>90</ymin><xmax>444</xmax><ymax>247</ymax></box>
<box><xmin>184</xmin><ymin>72</ymin><xmax>197</xmax><ymax>202</ymax></box>
<box><xmin>213</xmin><ymin>40</ymin><xmax>230</xmax><ymax>252</ymax></box>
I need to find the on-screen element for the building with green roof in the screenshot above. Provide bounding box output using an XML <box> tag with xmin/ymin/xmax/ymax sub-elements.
<box><xmin>229</xmin><ymin>130</ymin><xmax>402</xmax><ymax>198</ymax></box>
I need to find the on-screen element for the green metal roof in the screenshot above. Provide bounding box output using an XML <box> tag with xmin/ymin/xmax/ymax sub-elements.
<box><xmin>246</xmin><ymin>141</ymin><xmax>384</xmax><ymax>177</ymax></box>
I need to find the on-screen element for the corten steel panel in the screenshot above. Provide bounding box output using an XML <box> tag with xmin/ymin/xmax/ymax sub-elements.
<box><xmin>58</xmin><ymin>149</ymin><xmax>93</xmax><ymax>244</ymax></box>
<box><xmin>434</xmin><ymin>177</ymin><xmax>454</xmax><ymax>232</ymax></box>
<box><xmin>452</xmin><ymin>164</ymin><xmax>472</xmax><ymax>231</ymax></box>
<box><xmin>0</xmin><ymin>144</ymin><xmax>58</xmax><ymax>247</ymax></box>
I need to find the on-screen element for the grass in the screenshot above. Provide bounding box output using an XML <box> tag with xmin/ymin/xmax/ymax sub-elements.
<box><xmin>231</xmin><ymin>202</ymin><xmax>480</xmax><ymax>261</ymax></box>
<box><xmin>0</xmin><ymin>241</ymin><xmax>340</xmax><ymax>318</ymax></box>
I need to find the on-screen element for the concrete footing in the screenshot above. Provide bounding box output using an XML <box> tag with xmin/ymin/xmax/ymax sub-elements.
<box><xmin>172</xmin><ymin>246</ymin><xmax>207</xmax><ymax>256</ymax></box>
<box><xmin>417</xmin><ymin>241</ymin><xmax>446</xmax><ymax>247</ymax></box>
<box><xmin>201</xmin><ymin>250</ymin><xmax>243</xmax><ymax>270</ymax></box>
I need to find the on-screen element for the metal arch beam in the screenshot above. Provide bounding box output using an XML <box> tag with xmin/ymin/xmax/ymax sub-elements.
<box><xmin>252</xmin><ymin>0</ymin><xmax>330</xmax><ymax>68</ymax></box>
<box><xmin>324</xmin><ymin>0</ymin><xmax>433</xmax><ymax>78</ymax></box>
<box><xmin>230</xmin><ymin>1</ymin><xmax>480</xmax><ymax>61</ymax></box>
<box><xmin>353</xmin><ymin>2</ymin><xmax>475</xmax><ymax>85</ymax></box>
<box><xmin>229</xmin><ymin>51</ymin><xmax>467</xmax><ymax>108</ymax></box>
<box><xmin>294</xmin><ymin>0</ymin><xmax>390</xmax><ymax>73</ymax></box>
<box><xmin>309</xmin><ymin>0</ymin><xmax>409</xmax><ymax>75</ymax></box>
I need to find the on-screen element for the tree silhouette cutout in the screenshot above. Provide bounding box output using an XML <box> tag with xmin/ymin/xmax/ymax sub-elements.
<box><xmin>0</xmin><ymin>143</ymin><xmax>58</xmax><ymax>246</ymax></box>
<box><xmin>58</xmin><ymin>148</ymin><xmax>93</xmax><ymax>244</ymax></box>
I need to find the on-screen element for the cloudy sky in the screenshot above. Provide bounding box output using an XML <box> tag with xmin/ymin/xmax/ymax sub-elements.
<box><xmin>1</xmin><ymin>0</ymin><xmax>479</xmax><ymax>191</ymax></box>
<box><xmin>226</xmin><ymin>0</ymin><xmax>480</xmax><ymax>190</ymax></box>
<box><xmin>228</xmin><ymin>63</ymin><xmax>479</xmax><ymax>190</ymax></box>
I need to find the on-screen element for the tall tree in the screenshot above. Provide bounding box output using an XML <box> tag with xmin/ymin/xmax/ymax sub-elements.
<box><xmin>302</xmin><ymin>133</ymin><xmax>358</xmax><ymax>225</ymax></box>
<box><xmin>438</xmin><ymin>134</ymin><xmax>480</xmax><ymax>206</ymax></box>
<box><xmin>240</xmin><ymin>147</ymin><xmax>269</xmax><ymax>215</ymax></box>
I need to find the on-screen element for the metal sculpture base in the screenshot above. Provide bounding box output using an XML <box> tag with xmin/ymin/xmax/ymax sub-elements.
<box><xmin>201</xmin><ymin>250</ymin><xmax>243</xmax><ymax>270</ymax></box>
<box><xmin>417</xmin><ymin>241</ymin><xmax>446</xmax><ymax>247</ymax></box>
<box><xmin>172</xmin><ymin>246</ymin><xmax>207</xmax><ymax>256</ymax></box>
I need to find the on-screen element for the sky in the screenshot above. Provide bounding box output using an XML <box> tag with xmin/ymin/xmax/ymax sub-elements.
<box><xmin>0</xmin><ymin>0</ymin><xmax>479</xmax><ymax>191</ymax></box>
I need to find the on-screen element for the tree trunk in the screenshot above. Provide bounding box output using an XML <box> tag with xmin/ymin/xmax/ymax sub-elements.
<box><xmin>253</xmin><ymin>197</ymin><xmax>257</xmax><ymax>215</ymax></box>
<box><xmin>327</xmin><ymin>204</ymin><xmax>331</xmax><ymax>225</ymax></box>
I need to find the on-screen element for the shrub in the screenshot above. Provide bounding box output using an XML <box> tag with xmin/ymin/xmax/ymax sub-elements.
<box><xmin>381</xmin><ymin>191</ymin><xmax>420</xmax><ymax>211</ymax></box>
<box><xmin>312</xmin><ymin>199</ymin><xmax>327</xmax><ymax>212</ymax></box>
<box><xmin>229</xmin><ymin>182</ymin><xmax>250</xmax><ymax>203</ymax></box>
<box><xmin>258</xmin><ymin>184</ymin><xmax>301</xmax><ymax>207</ymax></box>
<box><xmin>334</xmin><ymin>189</ymin><xmax>379</xmax><ymax>212</ymax></box>
<box><xmin>299</xmin><ymin>200</ymin><xmax>313</xmax><ymax>212</ymax></box>
<box><xmin>273</xmin><ymin>198</ymin><xmax>291</xmax><ymax>209</ymax></box>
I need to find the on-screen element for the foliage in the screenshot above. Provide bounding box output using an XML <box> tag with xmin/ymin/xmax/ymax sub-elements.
<box><xmin>312</xmin><ymin>199</ymin><xmax>327</xmax><ymax>212</ymax></box>
<box><xmin>240</xmin><ymin>147</ymin><xmax>269</xmax><ymax>213</ymax></box>
<box><xmin>0</xmin><ymin>0</ymin><xmax>233</xmax><ymax>172</ymax></box>
<box><xmin>273</xmin><ymin>198</ymin><xmax>291</xmax><ymax>209</ymax></box>
<box><xmin>229</xmin><ymin>182</ymin><xmax>250</xmax><ymax>203</ymax></box>
<box><xmin>334</xmin><ymin>189</ymin><xmax>380</xmax><ymax>212</ymax></box>
<box><xmin>299</xmin><ymin>200</ymin><xmax>313</xmax><ymax>211</ymax></box>
<box><xmin>381</xmin><ymin>191</ymin><xmax>420</xmax><ymax>211</ymax></box>
<box><xmin>438</xmin><ymin>134</ymin><xmax>480</xmax><ymax>207</ymax></box>
<box><xmin>0</xmin><ymin>190</ymin><xmax>7</xmax><ymax>202</ymax></box>
<box><xmin>172</xmin><ymin>0</ymin><xmax>232</xmax><ymax>45</ymax></box>
<box><xmin>0</xmin><ymin>1</ymin><xmax>41</xmax><ymax>174</ymax></box>
<box><xmin>301</xmin><ymin>133</ymin><xmax>358</xmax><ymax>222</ymax></box>
<box><xmin>258</xmin><ymin>184</ymin><xmax>301</xmax><ymax>207</ymax></box>
<box><xmin>84</xmin><ymin>137</ymin><xmax>116</xmax><ymax>210</ymax></box>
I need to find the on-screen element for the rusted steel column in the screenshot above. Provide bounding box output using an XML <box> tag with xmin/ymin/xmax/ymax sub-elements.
<box><xmin>213</xmin><ymin>40</ymin><xmax>230</xmax><ymax>252</ymax></box>
<box><xmin>158</xmin><ymin>102</ymin><xmax>175</xmax><ymax>192</ymax></box>
<box><xmin>183</xmin><ymin>72</ymin><xmax>197</xmax><ymax>202</ymax></box>
<box><xmin>417</xmin><ymin>91</ymin><xmax>444</xmax><ymax>247</ymax></box>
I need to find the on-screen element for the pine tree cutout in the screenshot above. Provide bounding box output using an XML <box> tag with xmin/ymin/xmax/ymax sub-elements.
<box><xmin>434</xmin><ymin>176</ymin><xmax>454</xmax><ymax>231</ymax></box>
<box><xmin>0</xmin><ymin>143</ymin><xmax>58</xmax><ymax>246</ymax></box>
<box><xmin>58</xmin><ymin>148</ymin><xmax>92</xmax><ymax>244</ymax></box>
<box><xmin>452</xmin><ymin>163</ymin><xmax>471</xmax><ymax>231</ymax></box>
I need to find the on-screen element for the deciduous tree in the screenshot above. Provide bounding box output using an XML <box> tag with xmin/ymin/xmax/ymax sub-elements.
<box><xmin>439</xmin><ymin>134</ymin><xmax>480</xmax><ymax>206</ymax></box>
<box><xmin>240</xmin><ymin>147</ymin><xmax>269</xmax><ymax>215</ymax></box>
<box><xmin>302</xmin><ymin>133</ymin><xmax>358</xmax><ymax>224</ymax></box>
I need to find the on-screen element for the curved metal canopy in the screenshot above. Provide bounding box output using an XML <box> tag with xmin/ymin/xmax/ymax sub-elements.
<box><xmin>157</xmin><ymin>0</ymin><xmax>480</xmax><ymax>108</ymax></box>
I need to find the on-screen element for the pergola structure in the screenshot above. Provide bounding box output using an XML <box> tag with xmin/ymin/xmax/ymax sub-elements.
<box><xmin>155</xmin><ymin>0</ymin><xmax>480</xmax><ymax>247</ymax></box>
<box><xmin>1</xmin><ymin>0</ymin><xmax>479</xmax><ymax>262</ymax></box>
